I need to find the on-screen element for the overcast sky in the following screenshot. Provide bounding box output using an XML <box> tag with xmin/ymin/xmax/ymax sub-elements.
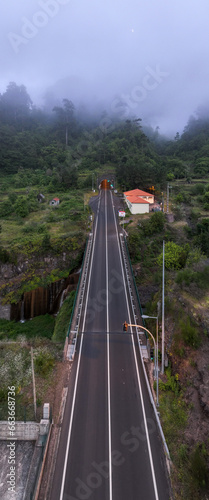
<box><xmin>1</xmin><ymin>0</ymin><xmax>209</xmax><ymax>136</ymax></box>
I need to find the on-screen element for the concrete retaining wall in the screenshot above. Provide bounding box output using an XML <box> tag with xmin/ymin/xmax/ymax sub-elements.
<box><xmin>0</xmin><ymin>421</ymin><xmax>40</xmax><ymax>440</ymax></box>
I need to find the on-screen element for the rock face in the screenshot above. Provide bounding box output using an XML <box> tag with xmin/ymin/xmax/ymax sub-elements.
<box><xmin>196</xmin><ymin>345</ymin><xmax>209</xmax><ymax>415</ymax></box>
<box><xmin>10</xmin><ymin>272</ymin><xmax>79</xmax><ymax>321</ymax></box>
<box><xmin>0</xmin><ymin>303</ymin><xmax>11</xmax><ymax>320</ymax></box>
<box><xmin>0</xmin><ymin>247</ymin><xmax>83</xmax><ymax>321</ymax></box>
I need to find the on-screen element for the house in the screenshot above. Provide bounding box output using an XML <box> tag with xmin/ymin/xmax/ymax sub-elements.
<box><xmin>37</xmin><ymin>193</ymin><xmax>45</xmax><ymax>203</ymax></box>
<box><xmin>124</xmin><ymin>189</ymin><xmax>154</xmax><ymax>214</ymax></box>
<box><xmin>49</xmin><ymin>197</ymin><xmax>60</xmax><ymax>207</ymax></box>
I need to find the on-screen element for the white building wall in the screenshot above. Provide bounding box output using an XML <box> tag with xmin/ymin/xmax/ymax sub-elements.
<box><xmin>130</xmin><ymin>203</ymin><xmax>150</xmax><ymax>214</ymax></box>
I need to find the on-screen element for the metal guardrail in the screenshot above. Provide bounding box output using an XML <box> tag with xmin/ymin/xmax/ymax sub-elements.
<box><xmin>122</xmin><ymin>236</ymin><xmax>147</xmax><ymax>336</ymax></box>
<box><xmin>66</xmin><ymin>236</ymin><xmax>89</xmax><ymax>338</ymax></box>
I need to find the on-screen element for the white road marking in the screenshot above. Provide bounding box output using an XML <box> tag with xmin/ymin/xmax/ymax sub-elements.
<box><xmin>59</xmin><ymin>192</ymin><xmax>101</xmax><ymax>500</ymax></box>
<box><xmin>105</xmin><ymin>189</ymin><xmax>113</xmax><ymax>500</ymax></box>
<box><xmin>110</xmin><ymin>190</ymin><xmax>159</xmax><ymax>500</ymax></box>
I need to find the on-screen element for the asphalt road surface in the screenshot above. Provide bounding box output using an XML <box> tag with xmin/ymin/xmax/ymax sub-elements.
<box><xmin>51</xmin><ymin>189</ymin><xmax>171</xmax><ymax>500</ymax></box>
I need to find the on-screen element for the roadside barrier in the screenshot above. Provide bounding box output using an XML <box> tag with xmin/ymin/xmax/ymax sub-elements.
<box><xmin>119</xmin><ymin>231</ymin><xmax>171</xmax><ymax>471</ymax></box>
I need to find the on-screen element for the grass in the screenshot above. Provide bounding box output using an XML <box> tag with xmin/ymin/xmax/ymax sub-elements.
<box><xmin>0</xmin><ymin>314</ymin><xmax>55</xmax><ymax>340</ymax></box>
<box><xmin>52</xmin><ymin>290</ymin><xmax>76</xmax><ymax>342</ymax></box>
<box><xmin>156</xmin><ymin>372</ymin><xmax>209</xmax><ymax>499</ymax></box>
<box><xmin>0</xmin><ymin>187</ymin><xmax>91</xmax><ymax>252</ymax></box>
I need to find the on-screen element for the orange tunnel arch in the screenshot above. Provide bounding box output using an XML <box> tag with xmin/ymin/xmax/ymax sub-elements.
<box><xmin>100</xmin><ymin>179</ymin><xmax>112</xmax><ymax>190</ymax></box>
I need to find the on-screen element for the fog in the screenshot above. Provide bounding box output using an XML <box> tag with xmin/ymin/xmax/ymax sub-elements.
<box><xmin>1</xmin><ymin>0</ymin><xmax>209</xmax><ymax>136</ymax></box>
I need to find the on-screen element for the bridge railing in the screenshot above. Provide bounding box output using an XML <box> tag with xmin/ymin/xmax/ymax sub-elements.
<box><xmin>66</xmin><ymin>235</ymin><xmax>89</xmax><ymax>339</ymax></box>
<box><xmin>121</xmin><ymin>235</ymin><xmax>147</xmax><ymax>336</ymax></box>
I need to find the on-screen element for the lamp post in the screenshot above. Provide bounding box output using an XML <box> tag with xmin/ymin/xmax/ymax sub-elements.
<box><xmin>126</xmin><ymin>321</ymin><xmax>159</xmax><ymax>407</ymax></box>
<box><xmin>141</xmin><ymin>315</ymin><xmax>159</xmax><ymax>407</ymax></box>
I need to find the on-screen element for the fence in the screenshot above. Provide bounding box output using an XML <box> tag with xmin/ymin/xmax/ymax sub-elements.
<box><xmin>25</xmin><ymin>408</ymin><xmax>52</xmax><ymax>500</ymax></box>
<box><xmin>0</xmin><ymin>402</ymin><xmax>36</xmax><ymax>422</ymax></box>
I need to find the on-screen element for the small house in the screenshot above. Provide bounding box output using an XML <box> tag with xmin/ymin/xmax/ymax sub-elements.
<box><xmin>124</xmin><ymin>189</ymin><xmax>154</xmax><ymax>214</ymax></box>
<box><xmin>49</xmin><ymin>197</ymin><xmax>60</xmax><ymax>207</ymax></box>
<box><xmin>37</xmin><ymin>193</ymin><xmax>45</xmax><ymax>203</ymax></box>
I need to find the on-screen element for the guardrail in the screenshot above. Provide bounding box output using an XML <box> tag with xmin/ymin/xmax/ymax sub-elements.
<box><xmin>119</xmin><ymin>231</ymin><xmax>171</xmax><ymax>469</ymax></box>
<box><xmin>119</xmin><ymin>234</ymin><xmax>146</xmax><ymax>337</ymax></box>
<box><xmin>65</xmin><ymin>233</ymin><xmax>93</xmax><ymax>360</ymax></box>
<box><xmin>123</xmin><ymin>237</ymin><xmax>146</xmax><ymax>329</ymax></box>
<box><xmin>67</xmin><ymin>235</ymin><xmax>89</xmax><ymax>338</ymax></box>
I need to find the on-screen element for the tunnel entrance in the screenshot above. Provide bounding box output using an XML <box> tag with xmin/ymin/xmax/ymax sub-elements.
<box><xmin>100</xmin><ymin>179</ymin><xmax>112</xmax><ymax>189</ymax></box>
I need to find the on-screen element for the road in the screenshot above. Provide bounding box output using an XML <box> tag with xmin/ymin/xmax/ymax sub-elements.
<box><xmin>51</xmin><ymin>189</ymin><xmax>171</xmax><ymax>500</ymax></box>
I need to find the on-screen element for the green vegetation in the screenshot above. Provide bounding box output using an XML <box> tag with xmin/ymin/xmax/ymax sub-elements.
<box><xmin>157</xmin><ymin>241</ymin><xmax>189</xmax><ymax>270</ymax></box>
<box><xmin>0</xmin><ymin>314</ymin><xmax>55</xmax><ymax>340</ymax></box>
<box><xmin>34</xmin><ymin>350</ymin><xmax>55</xmax><ymax>377</ymax></box>
<box><xmin>1</xmin><ymin>81</ymin><xmax>209</xmax><ymax>497</ymax></box>
<box><xmin>52</xmin><ymin>290</ymin><xmax>76</xmax><ymax>342</ymax></box>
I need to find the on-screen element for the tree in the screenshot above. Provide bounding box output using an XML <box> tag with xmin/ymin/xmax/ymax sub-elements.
<box><xmin>157</xmin><ymin>242</ymin><xmax>189</xmax><ymax>270</ymax></box>
<box><xmin>14</xmin><ymin>196</ymin><xmax>29</xmax><ymax>218</ymax></box>
<box><xmin>0</xmin><ymin>201</ymin><xmax>13</xmax><ymax>218</ymax></box>
<box><xmin>53</xmin><ymin>99</ymin><xmax>75</xmax><ymax>146</ymax></box>
<box><xmin>0</xmin><ymin>82</ymin><xmax>32</xmax><ymax>125</ymax></box>
<box><xmin>141</xmin><ymin>212</ymin><xmax>165</xmax><ymax>236</ymax></box>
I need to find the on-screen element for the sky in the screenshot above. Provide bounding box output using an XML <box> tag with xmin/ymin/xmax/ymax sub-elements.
<box><xmin>1</xmin><ymin>0</ymin><xmax>209</xmax><ymax>136</ymax></box>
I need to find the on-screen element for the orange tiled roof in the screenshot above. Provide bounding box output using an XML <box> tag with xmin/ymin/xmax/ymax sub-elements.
<box><xmin>124</xmin><ymin>188</ymin><xmax>152</xmax><ymax>197</ymax></box>
<box><xmin>126</xmin><ymin>195</ymin><xmax>150</xmax><ymax>204</ymax></box>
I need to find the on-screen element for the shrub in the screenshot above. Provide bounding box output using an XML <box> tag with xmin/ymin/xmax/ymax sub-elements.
<box><xmin>176</xmin><ymin>265</ymin><xmax>209</xmax><ymax>290</ymax></box>
<box><xmin>127</xmin><ymin>231</ymin><xmax>142</xmax><ymax>262</ymax></box>
<box><xmin>34</xmin><ymin>351</ymin><xmax>55</xmax><ymax>376</ymax></box>
<box><xmin>190</xmin><ymin>443</ymin><xmax>208</xmax><ymax>488</ymax></box>
<box><xmin>0</xmin><ymin>201</ymin><xmax>13</xmax><ymax>217</ymax></box>
<box><xmin>190</xmin><ymin>183</ymin><xmax>205</xmax><ymax>196</ymax></box>
<box><xmin>178</xmin><ymin>444</ymin><xmax>189</xmax><ymax>465</ymax></box>
<box><xmin>176</xmin><ymin>269</ymin><xmax>195</xmax><ymax>287</ymax></box>
<box><xmin>41</xmin><ymin>233</ymin><xmax>51</xmax><ymax>252</ymax></box>
<box><xmin>52</xmin><ymin>290</ymin><xmax>76</xmax><ymax>343</ymax></box>
<box><xmin>141</xmin><ymin>211</ymin><xmax>165</xmax><ymax>236</ymax></box>
<box><xmin>0</xmin><ymin>387</ymin><xmax>8</xmax><ymax>402</ymax></box>
<box><xmin>157</xmin><ymin>242</ymin><xmax>189</xmax><ymax>270</ymax></box>
<box><xmin>179</xmin><ymin>317</ymin><xmax>200</xmax><ymax>348</ymax></box>
<box><xmin>0</xmin><ymin>246</ymin><xmax>11</xmax><ymax>263</ymax></box>
<box><xmin>175</xmin><ymin>193</ymin><xmax>184</xmax><ymax>203</ymax></box>
<box><xmin>14</xmin><ymin>196</ymin><xmax>29</xmax><ymax>218</ymax></box>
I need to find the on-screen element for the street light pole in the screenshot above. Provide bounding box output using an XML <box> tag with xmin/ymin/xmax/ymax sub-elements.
<box><xmin>127</xmin><ymin>321</ymin><xmax>159</xmax><ymax>407</ymax></box>
<box><xmin>162</xmin><ymin>240</ymin><xmax>165</xmax><ymax>374</ymax></box>
<box><xmin>141</xmin><ymin>315</ymin><xmax>159</xmax><ymax>407</ymax></box>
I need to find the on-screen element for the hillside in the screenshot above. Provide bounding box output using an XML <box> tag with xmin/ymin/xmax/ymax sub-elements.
<box><xmin>0</xmin><ymin>82</ymin><xmax>209</xmax><ymax>498</ymax></box>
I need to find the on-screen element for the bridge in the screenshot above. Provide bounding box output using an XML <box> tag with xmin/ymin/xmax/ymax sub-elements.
<box><xmin>50</xmin><ymin>188</ymin><xmax>171</xmax><ymax>500</ymax></box>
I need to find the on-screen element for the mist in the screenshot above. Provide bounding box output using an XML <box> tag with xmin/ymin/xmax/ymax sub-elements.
<box><xmin>1</xmin><ymin>0</ymin><xmax>209</xmax><ymax>136</ymax></box>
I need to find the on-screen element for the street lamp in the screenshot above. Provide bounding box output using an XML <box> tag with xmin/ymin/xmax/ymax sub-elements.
<box><xmin>141</xmin><ymin>315</ymin><xmax>159</xmax><ymax>407</ymax></box>
<box><xmin>125</xmin><ymin>321</ymin><xmax>159</xmax><ymax>407</ymax></box>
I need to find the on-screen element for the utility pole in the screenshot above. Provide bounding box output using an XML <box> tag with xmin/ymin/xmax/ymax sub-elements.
<box><xmin>31</xmin><ymin>347</ymin><xmax>37</xmax><ymax>419</ymax></box>
<box><xmin>162</xmin><ymin>240</ymin><xmax>165</xmax><ymax>374</ymax></box>
<box><xmin>166</xmin><ymin>183</ymin><xmax>169</xmax><ymax>213</ymax></box>
<box><xmin>161</xmin><ymin>192</ymin><xmax>164</xmax><ymax>213</ymax></box>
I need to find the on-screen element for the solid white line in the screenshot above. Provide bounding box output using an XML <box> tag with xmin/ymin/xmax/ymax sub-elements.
<box><xmin>105</xmin><ymin>190</ymin><xmax>109</xmax><ymax>333</ymax></box>
<box><xmin>59</xmin><ymin>192</ymin><xmax>101</xmax><ymax>500</ymax></box>
<box><xmin>105</xmin><ymin>190</ymin><xmax>113</xmax><ymax>500</ymax></box>
<box><xmin>110</xmin><ymin>191</ymin><xmax>159</xmax><ymax>500</ymax></box>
